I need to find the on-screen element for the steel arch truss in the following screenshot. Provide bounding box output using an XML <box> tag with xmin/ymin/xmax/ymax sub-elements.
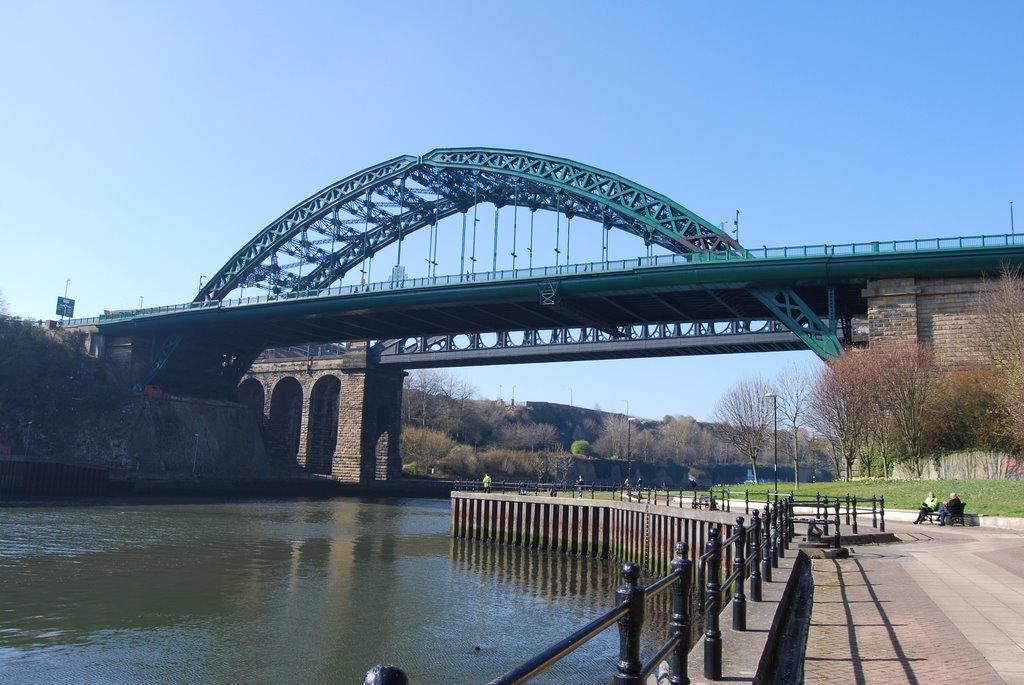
<box><xmin>197</xmin><ymin>148</ymin><xmax>739</xmax><ymax>302</ymax></box>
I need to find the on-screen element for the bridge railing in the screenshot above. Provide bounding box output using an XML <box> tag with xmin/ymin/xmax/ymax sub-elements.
<box><xmin>59</xmin><ymin>232</ymin><xmax>1023</xmax><ymax>328</ymax></box>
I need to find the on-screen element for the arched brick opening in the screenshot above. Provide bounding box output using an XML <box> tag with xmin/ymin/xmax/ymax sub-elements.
<box><xmin>268</xmin><ymin>377</ymin><xmax>303</xmax><ymax>467</ymax></box>
<box><xmin>235</xmin><ymin>378</ymin><xmax>266</xmax><ymax>424</ymax></box>
<box><xmin>373</xmin><ymin>402</ymin><xmax>391</xmax><ymax>481</ymax></box>
<box><xmin>307</xmin><ymin>375</ymin><xmax>341</xmax><ymax>475</ymax></box>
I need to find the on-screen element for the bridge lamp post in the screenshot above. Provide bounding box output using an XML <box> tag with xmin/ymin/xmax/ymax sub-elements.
<box><xmin>626</xmin><ymin>417</ymin><xmax>637</xmax><ymax>487</ymax></box>
<box><xmin>764</xmin><ymin>392</ymin><xmax>778</xmax><ymax>493</ymax></box>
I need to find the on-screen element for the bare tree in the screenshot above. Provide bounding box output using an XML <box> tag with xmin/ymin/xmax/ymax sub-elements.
<box><xmin>712</xmin><ymin>377</ymin><xmax>772</xmax><ymax>483</ymax></box>
<box><xmin>872</xmin><ymin>341</ymin><xmax>934</xmax><ymax>476</ymax></box>
<box><xmin>774</xmin><ymin>363</ymin><xmax>816</xmax><ymax>488</ymax></box>
<box><xmin>978</xmin><ymin>265</ymin><xmax>1024</xmax><ymax>448</ymax></box>
<box><xmin>808</xmin><ymin>357</ymin><xmax>873</xmax><ymax>481</ymax></box>
<box><xmin>593</xmin><ymin>414</ymin><xmax>629</xmax><ymax>459</ymax></box>
<box><xmin>0</xmin><ymin>289</ymin><xmax>8</xmax><ymax>316</ymax></box>
<box><xmin>403</xmin><ymin>368</ymin><xmax>477</xmax><ymax>433</ymax></box>
<box><xmin>496</xmin><ymin>423</ymin><xmax>559</xmax><ymax>451</ymax></box>
<box><xmin>659</xmin><ymin>415</ymin><xmax>704</xmax><ymax>463</ymax></box>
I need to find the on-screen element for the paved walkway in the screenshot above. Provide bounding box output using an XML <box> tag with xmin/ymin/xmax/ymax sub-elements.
<box><xmin>804</xmin><ymin>520</ymin><xmax>1024</xmax><ymax>684</ymax></box>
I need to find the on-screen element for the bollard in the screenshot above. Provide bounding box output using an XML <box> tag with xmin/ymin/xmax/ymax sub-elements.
<box><xmin>704</xmin><ymin>528</ymin><xmax>722</xmax><ymax>681</ymax></box>
<box><xmin>880</xmin><ymin>495</ymin><xmax>886</xmax><ymax>533</ymax></box>
<box><xmin>761</xmin><ymin>506</ymin><xmax>772</xmax><ymax>583</ymax></box>
<box><xmin>780</xmin><ymin>499</ymin><xmax>790</xmax><ymax>553</ymax></box>
<box><xmin>787</xmin><ymin>495</ymin><xmax>796</xmax><ymax>543</ymax></box>
<box><xmin>771</xmin><ymin>503</ymin><xmax>780</xmax><ymax>567</ymax></box>
<box><xmin>669</xmin><ymin>541</ymin><xmax>692</xmax><ymax>685</ymax></box>
<box><xmin>749</xmin><ymin>510</ymin><xmax>762</xmax><ymax>602</ymax></box>
<box><xmin>614</xmin><ymin>562</ymin><xmax>645</xmax><ymax>685</ymax></box>
<box><xmin>363</xmin><ymin>664</ymin><xmax>409</xmax><ymax>685</ymax></box>
<box><xmin>732</xmin><ymin>516</ymin><xmax>747</xmax><ymax>631</ymax></box>
<box><xmin>786</xmin><ymin>491</ymin><xmax>794</xmax><ymax>544</ymax></box>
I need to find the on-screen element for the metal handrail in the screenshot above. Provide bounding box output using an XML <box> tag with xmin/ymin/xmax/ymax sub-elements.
<box><xmin>485</xmin><ymin>544</ymin><xmax>693</xmax><ymax>685</ymax></box>
<box><xmin>60</xmin><ymin>232</ymin><xmax>1023</xmax><ymax>327</ymax></box>
<box><xmin>485</xmin><ymin>603</ymin><xmax>629</xmax><ymax>684</ymax></box>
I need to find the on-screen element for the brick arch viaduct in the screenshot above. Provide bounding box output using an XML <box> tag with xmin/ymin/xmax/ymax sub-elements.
<box><xmin>238</xmin><ymin>342</ymin><xmax>404</xmax><ymax>483</ymax></box>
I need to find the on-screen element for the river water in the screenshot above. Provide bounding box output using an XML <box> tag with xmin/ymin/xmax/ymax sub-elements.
<box><xmin>0</xmin><ymin>497</ymin><xmax>654</xmax><ymax>684</ymax></box>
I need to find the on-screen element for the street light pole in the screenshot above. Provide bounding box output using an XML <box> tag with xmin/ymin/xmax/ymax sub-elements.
<box><xmin>622</xmin><ymin>417</ymin><xmax>630</xmax><ymax>485</ymax></box>
<box><xmin>765</xmin><ymin>392</ymin><xmax>778</xmax><ymax>493</ymax></box>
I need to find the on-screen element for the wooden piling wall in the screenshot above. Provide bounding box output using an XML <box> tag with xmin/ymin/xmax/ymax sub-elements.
<box><xmin>451</xmin><ymin>493</ymin><xmax>739</xmax><ymax>574</ymax></box>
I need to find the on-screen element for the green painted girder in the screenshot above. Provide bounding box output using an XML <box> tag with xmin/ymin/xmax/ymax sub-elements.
<box><xmin>751</xmin><ymin>288</ymin><xmax>843</xmax><ymax>359</ymax></box>
<box><xmin>197</xmin><ymin>147</ymin><xmax>739</xmax><ymax>302</ymax></box>
<box><xmin>138</xmin><ymin>332</ymin><xmax>185</xmax><ymax>389</ymax></box>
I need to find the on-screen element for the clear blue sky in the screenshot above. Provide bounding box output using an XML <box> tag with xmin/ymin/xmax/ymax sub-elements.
<box><xmin>2</xmin><ymin>1</ymin><xmax>1021</xmax><ymax>421</ymax></box>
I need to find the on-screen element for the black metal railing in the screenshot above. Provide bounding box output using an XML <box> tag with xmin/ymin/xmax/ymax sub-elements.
<box><xmin>363</xmin><ymin>542</ymin><xmax>695</xmax><ymax>685</ymax></box>
<box><xmin>365</xmin><ymin>498</ymin><xmax>809</xmax><ymax>683</ymax></box>
<box><xmin>699</xmin><ymin>488</ymin><xmax>885</xmax><ymax>533</ymax></box>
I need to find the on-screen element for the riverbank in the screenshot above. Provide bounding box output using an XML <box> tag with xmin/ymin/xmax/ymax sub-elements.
<box><xmin>1</xmin><ymin>471</ymin><xmax>456</xmax><ymax>504</ymax></box>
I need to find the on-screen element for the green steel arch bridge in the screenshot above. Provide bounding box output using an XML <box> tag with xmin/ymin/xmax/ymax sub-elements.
<box><xmin>84</xmin><ymin>147</ymin><xmax>1024</xmax><ymax>397</ymax></box>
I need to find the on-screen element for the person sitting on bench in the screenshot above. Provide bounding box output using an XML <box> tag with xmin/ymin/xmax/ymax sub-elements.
<box><xmin>913</xmin><ymin>490</ymin><xmax>939</xmax><ymax>524</ymax></box>
<box><xmin>937</xmin><ymin>492</ymin><xmax>963</xmax><ymax>526</ymax></box>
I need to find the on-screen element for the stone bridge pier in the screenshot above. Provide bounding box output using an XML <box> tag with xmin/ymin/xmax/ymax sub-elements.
<box><xmin>237</xmin><ymin>342</ymin><xmax>404</xmax><ymax>484</ymax></box>
<box><xmin>863</xmin><ymin>276</ymin><xmax>991</xmax><ymax>367</ymax></box>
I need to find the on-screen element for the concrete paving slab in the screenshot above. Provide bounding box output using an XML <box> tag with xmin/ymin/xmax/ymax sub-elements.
<box><xmin>803</xmin><ymin>519</ymin><xmax>1024</xmax><ymax>684</ymax></box>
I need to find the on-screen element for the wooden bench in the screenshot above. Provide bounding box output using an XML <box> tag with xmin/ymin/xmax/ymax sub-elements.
<box><xmin>691</xmin><ymin>495</ymin><xmax>717</xmax><ymax>510</ymax></box>
<box><xmin>924</xmin><ymin>502</ymin><xmax>967</xmax><ymax>526</ymax></box>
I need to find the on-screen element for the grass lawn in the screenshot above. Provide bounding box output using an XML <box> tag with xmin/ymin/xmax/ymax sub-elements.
<box><xmin>724</xmin><ymin>479</ymin><xmax>1024</xmax><ymax>519</ymax></box>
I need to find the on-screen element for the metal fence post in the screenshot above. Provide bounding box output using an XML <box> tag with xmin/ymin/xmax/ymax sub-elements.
<box><xmin>879</xmin><ymin>495</ymin><xmax>886</xmax><ymax>533</ymax></box>
<box><xmin>704</xmin><ymin>528</ymin><xmax>722</xmax><ymax>681</ymax></box>
<box><xmin>669</xmin><ymin>541</ymin><xmax>691</xmax><ymax>685</ymax></box>
<box><xmin>788</xmin><ymin>494</ymin><xmax>796</xmax><ymax>543</ymax></box>
<box><xmin>771</xmin><ymin>503</ymin><xmax>781</xmax><ymax>566</ymax></box>
<box><xmin>761</xmin><ymin>506</ymin><xmax>772</xmax><ymax>583</ymax></box>
<box><xmin>615</xmin><ymin>562</ymin><xmax>645</xmax><ymax>685</ymax></box>
<box><xmin>780</xmin><ymin>499</ymin><xmax>790</xmax><ymax>552</ymax></box>
<box><xmin>732</xmin><ymin>517</ymin><xmax>747</xmax><ymax>631</ymax></box>
<box><xmin>852</xmin><ymin>495</ymin><xmax>859</xmax><ymax>534</ymax></box>
<box><xmin>749</xmin><ymin>510</ymin><xmax>762</xmax><ymax>602</ymax></box>
<box><xmin>872</xmin><ymin>494</ymin><xmax>878</xmax><ymax>529</ymax></box>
